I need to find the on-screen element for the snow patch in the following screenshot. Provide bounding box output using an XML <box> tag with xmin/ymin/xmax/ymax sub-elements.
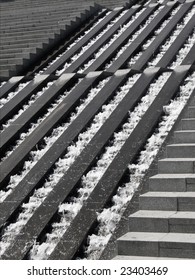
<box><xmin>169</xmin><ymin>29</ymin><xmax>195</xmax><ymax>69</ymax></box>
<box><xmin>0</xmin><ymin>82</ymin><xmax>30</xmax><ymax>108</ymax></box>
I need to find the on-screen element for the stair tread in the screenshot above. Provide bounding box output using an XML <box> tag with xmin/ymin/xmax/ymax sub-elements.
<box><xmin>118</xmin><ymin>232</ymin><xmax>195</xmax><ymax>243</ymax></box>
<box><xmin>175</xmin><ymin>130</ymin><xmax>195</xmax><ymax>133</ymax></box>
<box><xmin>159</xmin><ymin>158</ymin><xmax>195</xmax><ymax>162</ymax></box>
<box><xmin>182</xmin><ymin>118</ymin><xmax>195</xmax><ymax>121</ymax></box>
<box><xmin>168</xmin><ymin>144</ymin><xmax>195</xmax><ymax>146</ymax></box>
<box><xmin>151</xmin><ymin>174</ymin><xmax>195</xmax><ymax>179</ymax></box>
<box><xmin>140</xmin><ymin>192</ymin><xmax>195</xmax><ymax>198</ymax></box>
<box><xmin>130</xmin><ymin>210</ymin><xmax>195</xmax><ymax>219</ymax></box>
<box><xmin>113</xmin><ymin>255</ymin><xmax>183</xmax><ymax>260</ymax></box>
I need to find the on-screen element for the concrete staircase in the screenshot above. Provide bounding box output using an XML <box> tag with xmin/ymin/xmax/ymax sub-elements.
<box><xmin>0</xmin><ymin>0</ymin><xmax>131</xmax><ymax>79</ymax></box>
<box><xmin>114</xmin><ymin>96</ymin><xmax>195</xmax><ymax>259</ymax></box>
<box><xmin>0</xmin><ymin>0</ymin><xmax>103</xmax><ymax>79</ymax></box>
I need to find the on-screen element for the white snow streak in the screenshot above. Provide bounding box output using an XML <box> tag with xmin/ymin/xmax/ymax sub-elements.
<box><xmin>0</xmin><ymin>81</ymin><xmax>6</xmax><ymax>88</ymax></box>
<box><xmin>169</xmin><ymin>29</ymin><xmax>195</xmax><ymax>69</ymax></box>
<box><xmin>0</xmin><ymin>82</ymin><xmax>30</xmax><ymax>108</ymax></box>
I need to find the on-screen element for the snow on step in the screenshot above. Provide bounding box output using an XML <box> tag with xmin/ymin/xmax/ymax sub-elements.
<box><xmin>158</xmin><ymin>158</ymin><xmax>195</xmax><ymax>174</ymax></box>
<box><xmin>117</xmin><ymin>232</ymin><xmax>195</xmax><ymax>258</ymax></box>
<box><xmin>0</xmin><ymin>81</ymin><xmax>30</xmax><ymax>108</ymax></box>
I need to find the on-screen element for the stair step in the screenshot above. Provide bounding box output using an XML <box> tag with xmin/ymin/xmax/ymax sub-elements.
<box><xmin>117</xmin><ymin>232</ymin><xmax>195</xmax><ymax>258</ymax></box>
<box><xmin>113</xmin><ymin>255</ymin><xmax>183</xmax><ymax>260</ymax></box>
<box><xmin>0</xmin><ymin>58</ymin><xmax>28</xmax><ymax>65</ymax></box>
<box><xmin>149</xmin><ymin>174</ymin><xmax>195</xmax><ymax>192</ymax></box>
<box><xmin>188</xmin><ymin>107</ymin><xmax>195</xmax><ymax>118</ymax></box>
<box><xmin>158</xmin><ymin>158</ymin><xmax>195</xmax><ymax>174</ymax></box>
<box><xmin>139</xmin><ymin>192</ymin><xmax>195</xmax><ymax>211</ymax></box>
<box><xmin>129</xmin><ymin>210</ymin><xmax>195</xmax><ymax>233</ymax></box>
<box><xmin>167</xmin><ymin>144</ymin><xmax>195</xmax><ymax>158</ymax></box>
<box><xmin>0</xmin><ymin>70</ymin><xmax>13</xmax><ymax>78</ymax></box>
<box><xmin>0</xmin><ymin>64</ymin><xmax>17</xmax><ymax>71</ymax></box>
<box><xmin>189</xmin><ymin>97</ymin><xmax>195</xmax><ymax>106</ymax></box>
<box><xmin>182</xmin><ymin>119</ymin><xmax>195</xmax><ymax>130</ymax></box>
<box><xmin>174</xmin><ymin>131</ymin><xmax>195</xmax><ymax>143</ymax></box>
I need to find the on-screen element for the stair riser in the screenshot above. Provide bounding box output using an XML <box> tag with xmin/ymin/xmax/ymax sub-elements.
<box><xmin>188</xmin><ymin>98</ymin><xmax>195</xmax><ymax>106</ymax></box>
<box><xmin>167</xmin><ymin>146</ymin><xmax>195</xmax><ymax>158</ymax></box>
<box><xmin>181</xmin><ymin>119</ymin><xmax>195</xmax><ymax>130</ymax></box>
<box><xmin>188</xmin><ymin>106</ymin><xmax>195</xmax><ymax>118</ymax></box>
<box><xmin>140</xmin><ymin>197</ymin><xmax>195</xmax><ymax>211</ymax></box>
<box><xmin>160</xmin><ymin>248</ymin><xmax>195</xmax><ymax>259</ymax></box>
<box><xmin>117</xmin><ymin>240</ymin><xmax>195</xmax><ymax>258</ymax></box>
<box><xmin>158</xmin><ymin>161</ymin><xmax>195</xmax><ymax>174</ymax></box>
<box><xmin>174</xmin><ymin>131</ymin><xmax>195</xmax><ymax>143</ymax></box>
<box><xmin>118</xmin><ymin>240</ymin><xmax>159</xmax><ymax>257</ymax></box>
<box><xmin>129</xmin><ymin>217</ymin><xmax>195</xmax><ymax>233</ymax></box>
<box><xmin>149</xmin><ymin>178</ymin><xmax>195</xmax><ymax>192</ymax></box>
